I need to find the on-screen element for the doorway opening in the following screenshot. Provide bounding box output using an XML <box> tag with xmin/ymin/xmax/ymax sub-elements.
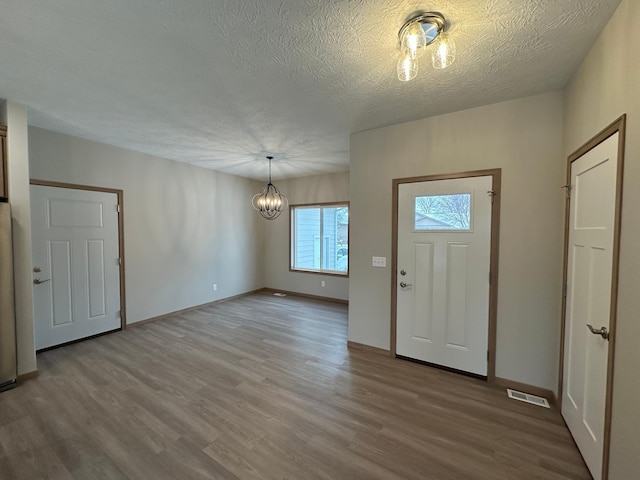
<box><xmin>558</xmin><ymin>115</ymin><xmax>626</xmax><ymax>480</ymax></box>
<box><xmin>30</xmin><ymin>180</ymin><xmax>126</xmax><ymax>351</ymax></box>
<box><xmin>391</xmin><ymin>169</ymin><xmax>501</xmax><ymax>381</ymax></box>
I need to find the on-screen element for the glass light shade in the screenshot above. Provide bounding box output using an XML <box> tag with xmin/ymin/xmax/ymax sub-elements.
<box><xmin>252</xmin><ymin>183</ymin><xmax>288</xmax><ymax>220</ymax></box>
<box><xmin>397</xmin><ymin>53</ymin><xmax>418</xmax><ymax>82</ymax></box>
<box><xmin>431</xmin><ymin>32</ymin><xmax>456</xmax><ymax>69</ymax></box>
<box><xmin>400</xmin><ymin>21</ymin><xmax>427</xmax><ymax>59</ymax></box>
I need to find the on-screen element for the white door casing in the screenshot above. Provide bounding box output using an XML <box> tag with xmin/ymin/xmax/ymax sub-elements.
<box><xmin>31</xmin><ymin>185</ymin><xmax>122</xmax><ymax>350</ymax></box>
<box><xmin>562</xmin><ymin>132</ymin><xmax>619</xmax><ymax>480</ymax></box>
<box><xmin>395</xmin><ymin>175</ymin><xmax>493</xmax><ymax>376</ymax></box>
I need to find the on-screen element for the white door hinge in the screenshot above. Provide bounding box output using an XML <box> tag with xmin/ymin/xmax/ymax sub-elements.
<box><xmin>117</xmin><ymin>204</ymin><xmax>121</xmax><ymax>213</ymax></box>
<box><xmin>487</xmin><ymin>190</ymin><xmax>496</xmax><ymax>205</ymax></box>
<box><xmin>117</xmin><ymin>257</ymin><xmax>122</xmax><ymax>266</ymax></box>
<box><xmin>561</xmin><ymin>184</ymin><xmax>572</xmax><ymax>199</ymax></box>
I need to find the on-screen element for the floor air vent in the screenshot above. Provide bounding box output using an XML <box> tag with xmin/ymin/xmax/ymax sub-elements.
<box><xmin>507</xmin><ymin>389</ymin><xmax>550</xmax><ymax>408</ymax></box>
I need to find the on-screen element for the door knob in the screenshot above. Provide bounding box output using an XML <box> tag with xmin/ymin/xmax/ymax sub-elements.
<box><xmin>33</xmin><ymin>278</ymin><xmax>50</xmax><ymax>285</ymax></box>
<box><xmin>399</xmin><ymin>281</ymin><xmax>413</xmax><ymax>288</ymax></box>
<box><xmin>586</xmin><ymin>324</ymin><xmax>609</xmax><ymax>340</ymax></box>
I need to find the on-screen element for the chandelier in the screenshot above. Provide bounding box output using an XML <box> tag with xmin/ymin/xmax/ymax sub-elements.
<box><xmin>397</xmin><ymin>12</ymin><xmax>456</xmax><ymax>81</ymax></box>
<box><xmin>252</xmin><ymin>156</ymin><xmax>288</xmax><ymax>220</ymax></box>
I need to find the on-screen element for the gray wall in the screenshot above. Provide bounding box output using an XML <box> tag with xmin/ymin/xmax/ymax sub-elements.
<box><xmin>2</xmin><ymin>101</ymin><xmax>37</xmax><ymax>375</ymax></box>
<box><xmin>29</xmin><ymin>127</ymin><xmax>265</xmax><ymax>324</ymax></box>
<box><xmin>349</xmin><ymin>91</ymin><xmax>565</xmax><ymax>392</ymax></box>
<box><xmin>563</xmin><ymin>0</ymin><xmax>639</xmax><ymax>477</ymax></box>
<box><xmin>263</xmin><ymin>171</ymin><xmax>349</xmax><ymax>300</ymax></box>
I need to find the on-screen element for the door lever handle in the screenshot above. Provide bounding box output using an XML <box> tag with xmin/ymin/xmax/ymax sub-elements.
<box><xmin>33</xmin><ymin>278</ymin><xmax>50</xmax><ymax>285</ymax></box>
<box><xmin>399</xmin><ymin>282</ymin><xmax>413</xmax><ymax>288</ymax></box>
<box><xmin>586</xmin><ymin>324</ymin><xmax>609</xmax><ymax>340</ymax></box>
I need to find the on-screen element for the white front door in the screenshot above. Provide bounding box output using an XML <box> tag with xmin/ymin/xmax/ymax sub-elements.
<box><xmin>562</xmin><ymin>133</ymin><xmax>619</xmax><ymax>480</ymax></box>
<box><xmin>396</xmin><ymin>175</ymin><xmax>493</xmax><ymax>376</ymax></box>
<box><xmin>31</xmin><ymin>185</ymin><xmax>122</xmax><ymax>350</ymax></box>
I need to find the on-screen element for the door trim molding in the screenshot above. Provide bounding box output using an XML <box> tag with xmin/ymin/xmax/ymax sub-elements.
<box><xmin>558</xmin><ymin>114</ymin><xmax>626</xmax><ymax>480</ymax></box>
<box><xmin>391</xmin><ymin>168</ymin><xmax>502</xmax><ymax>382</ymax></box>
<box><xmin>30</xmin><ymin>179</ymin><xmax>127</xmax><ymax>330</ymax></box>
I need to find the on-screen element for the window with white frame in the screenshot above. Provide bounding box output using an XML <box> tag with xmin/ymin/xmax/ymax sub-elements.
<box><xmin>290</xmin><ymin>203</ymin><xmax>349</xmax><ymax>275</ymax></box>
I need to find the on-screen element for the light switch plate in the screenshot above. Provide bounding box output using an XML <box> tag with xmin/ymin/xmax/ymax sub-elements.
<box><xmin>372</xmin><ymin>256</ymin><xmax>386</xmax><ymax>267</ymax></box>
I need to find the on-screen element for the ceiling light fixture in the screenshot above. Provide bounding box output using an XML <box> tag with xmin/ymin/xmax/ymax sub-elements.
<box><xmin>397</xmin><ymin>12</ymin><xmax>456</xmax><ymax>81</ymax></box>
<box><xmin>252</xmin><ymin>156</ymin><xmax>288</xmax><ymax>220</ymax></box>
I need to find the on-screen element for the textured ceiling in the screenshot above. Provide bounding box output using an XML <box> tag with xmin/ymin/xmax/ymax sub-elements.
<box><xmin>0</xmin><ymin>0</ymin><xmax>621</xmax><ymax>180</ymax></box>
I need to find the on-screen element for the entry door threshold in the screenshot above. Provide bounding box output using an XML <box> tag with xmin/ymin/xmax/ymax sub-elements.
<box><xmin>36</xmin><ymin>327</ymin><xmax>122</xmax><ymax>353</ymax></box>
<box><xmin>395</xmin><ymin>355</ymin><xmax>487</xmax><ymax>380</ymax></box>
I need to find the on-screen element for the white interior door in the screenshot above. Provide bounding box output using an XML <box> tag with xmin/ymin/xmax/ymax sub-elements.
<box><xmin>31</xmin><ymin>185</ymin><xmax>122</xmax><ymax>350</ymax></box>
<box><xmin>396</xmin><ymin>176</ymin><xmax>493</xmax><ymax>376</ymax></box>
<box><xmin>562</xmin><ymin>133</ymin><xmax>619</xmax><ymax>480</ymax></box>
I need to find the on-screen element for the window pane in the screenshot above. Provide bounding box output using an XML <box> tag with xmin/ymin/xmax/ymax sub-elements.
<box><xmin>414</xmin><ymin>193</ymin><xmax>471</xmax><ymax>230</ymax></box>
<box><xmin>335</xmin><ymin>207</ymin><xmax>348</xmax><ymax>272</ymax></box>
<box><xmin>295</xmin><ymin>208</ymin><xmax>320</xmax><ymax>269</ymax></box>
<box><xmin>291</xmin><ymin>204</ymin><xmax>348</xmax><ymax>274</ymax></box>
<box><xmin>322</xmin><ymin>207</ymin><xmax>337</xmax><ymax>270</ymax></box>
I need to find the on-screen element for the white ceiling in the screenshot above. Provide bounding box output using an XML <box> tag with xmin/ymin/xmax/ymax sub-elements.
<box><xmin>0</xmin><ymin>0</ymin><xmax>621</xmax><ymax>180</ymax></box>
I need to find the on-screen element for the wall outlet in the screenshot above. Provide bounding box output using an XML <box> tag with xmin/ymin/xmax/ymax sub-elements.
<box><xmin>321</xmin><ymin>280</ymin><xmax>326</xmax><ymax>287</ymax></box>
<box><xmin>213</xmin><ymin>284</ymin><xmax>217</xmax><ymax>291</ymax></box>
<box><xmin>372</xmin><ymin>256</ymin><xmax>387</xmax><ymax>268</ymax></box>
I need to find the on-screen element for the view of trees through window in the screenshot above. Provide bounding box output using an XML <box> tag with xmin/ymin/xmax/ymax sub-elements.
<box><xmin>414</xmin><ymin>193</ymin><xmax>471</xmax><ymax>230</ymax></box>
<box><xmin>291</xmin><ymin>204</ymin><xmax>348</xmax><ymax>274</ymax></box>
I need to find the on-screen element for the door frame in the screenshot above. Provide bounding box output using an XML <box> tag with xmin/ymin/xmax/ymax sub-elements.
<box><xmin>558</xmin><ymin>115</ymin><xmax>626</xmax><ymax>480</ymax></box>
<box><xmin>30</xmin><ymin>179</ymin><xmax>127</xmax><ymax>331</ymax></box>
<box><xmin>391</xmin><ymin>169</ymin><xmax>502</xmax><ymax>382</ymax></box>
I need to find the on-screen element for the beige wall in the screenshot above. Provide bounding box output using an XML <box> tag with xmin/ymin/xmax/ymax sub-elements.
<box><xmin>29</xmin><ymin>127</ymin><xmax>265</xmax><ymax>324</ymax></box>
<box><xmin>563</xmin><ymin>1</ymin><xmax>640</xmax><ymax>477</ymax></box>
<box><xmin>263</xmin><ymin>171</ymin><xmax>349</xmax><ymax>300</ymax></box>
<box><xmin>2</xmin><ymin>101</ymin><xmax>37</xmax><ymax>375</ymax></box>
<box><xmin>349</xmin><ymin>91</ymin><xmax>565</xmax><ymax>392</ymax></box>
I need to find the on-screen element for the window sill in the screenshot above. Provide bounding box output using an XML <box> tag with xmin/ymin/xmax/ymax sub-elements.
<box><xmin>290</xmin><ymin>268</ymin><xmax>349</xmax><ymax>278</ymax></box>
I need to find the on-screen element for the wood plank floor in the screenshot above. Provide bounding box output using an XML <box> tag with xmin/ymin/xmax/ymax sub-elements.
<box><xmin>0</xmin><ymin>292</ymin><xmax>591</xmax><ymax>479</ymax></box>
